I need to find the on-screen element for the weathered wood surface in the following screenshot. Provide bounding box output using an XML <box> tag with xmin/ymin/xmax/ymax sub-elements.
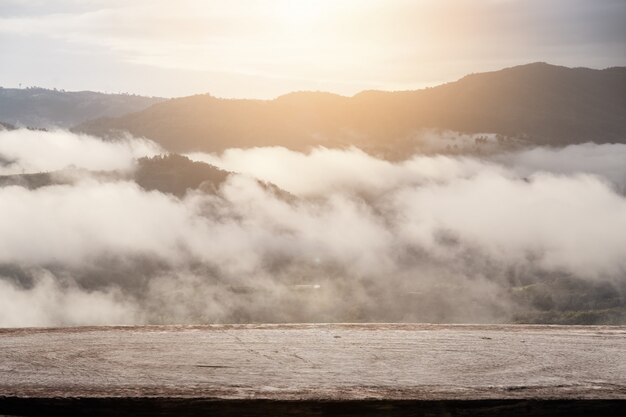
<box><xmin>0</xmin><ymin>324</ymin><xmax>625</xmax><ymax>416</ymax></box>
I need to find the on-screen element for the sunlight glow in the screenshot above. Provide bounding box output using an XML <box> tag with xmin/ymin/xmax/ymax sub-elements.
<box><xmin>275</xmin><ymin>0</ymin><xmax>322</xmax><ymax>26</ymax></box>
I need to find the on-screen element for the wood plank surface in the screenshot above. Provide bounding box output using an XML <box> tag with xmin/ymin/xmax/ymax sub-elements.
<box><xmin>0</xmin><ymin>324</ymin><xmax>624</xmax><ymax>416</ymax></box>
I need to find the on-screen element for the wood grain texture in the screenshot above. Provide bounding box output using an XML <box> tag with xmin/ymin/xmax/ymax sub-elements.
<box><xmin>0</xmin><ymin>324</ymin><xmax>624</xmax><ymax>416</ymax></box>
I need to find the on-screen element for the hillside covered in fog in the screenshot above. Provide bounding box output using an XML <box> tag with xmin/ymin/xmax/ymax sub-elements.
<box><xmin>78</xmin><ymin>63</ymin><xmax>626</xmax><ymax>154</ymax></box>
<box><xmin>0</xmin><ymin>126</ymin><xmax>625</xmax><ymax>327</ymax></box>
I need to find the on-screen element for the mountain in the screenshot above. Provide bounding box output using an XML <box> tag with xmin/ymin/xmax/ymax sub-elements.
<box><xmin>0</xmin><ymin>154</ymin><xmax>228</xmax><ymax>197</ymax></box>
<box><xmin>0</xmin><ymin>154</ymin><xmax>290</xmax><ymax>199</ymax></box>
<box><xmin>0</xmin><ymin>87</ymin><xmax>165</xmax><ymax>128</ymax></box>
<box><xmin>0</xmin><ymin>121</ymin><xmax>16</xmax><ymax>131</ymax></box>
<box><xmin>77</xmin><ymin>63</ymin><xmax>626</xmax><ymax>154</ymax></box>
<box><xmin>134</xmin><ymin>154</ymin><xmax>231</xmax><ymax>197</ymax></box>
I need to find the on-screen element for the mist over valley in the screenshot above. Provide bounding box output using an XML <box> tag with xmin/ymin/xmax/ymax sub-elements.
<box><xmin>1</xmin><ymin>112</ymin><xmax>625</xmax><ymax>326</ymax></box>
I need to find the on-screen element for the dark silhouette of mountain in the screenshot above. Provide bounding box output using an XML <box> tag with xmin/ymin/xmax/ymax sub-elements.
<box><xmin>135</xmin><ymin>154</ymin><xmax>291</xmax><ymax>198</ymax></box>
<box><xmin>0</xmin><ymin>171</ymin><xmax>57</xmax><ymax>189</ymax></box>
<box><xmin>135</xmin><ymin>154</ymin><xmax>231</xmax><ymax>197</ymax></box>
<box><xmin>77</xmin><ymin>63</ymin><xmax>626</xmax><ymax>154</ymax></box>
<box><xmin>0</xmin><ymin>87</ymin><xmax>164</xmax><ymax>128</ymax></box>
<box><xmin>0</xmin><ymin>154</ymin><xmax>227</xmax><ymax>197</ymax></box>
<box><xmin>0</xmin><ymin>121</ymin><xmax>16</xmax><ymax>131</ymax></box>
<box><xmin>0</xmin><ymin>154</ymin><xmax>289</xmax><ymax>199</ymax></box>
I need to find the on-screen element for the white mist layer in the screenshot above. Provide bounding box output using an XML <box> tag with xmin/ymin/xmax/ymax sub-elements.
<box><xmin>0</xmin><ymin>271</ymin><xmax>138</xmax><ymax>327</ymax></box>
<box><xmin>188</xmin><ymin>142</ymin><xmax>626</xmax><ymax>196</ymax></box>
<box><xmin>0</xmin><ymin>134</ymin><xmax>625</xmax><ymax>327</ymax></box>
<box><xmin>2</xmin><ymin>171</ymin><xmax>625</xmax><ymax>277</ymax></box>
<box><xmin>499</xmin><ymin>143</ymin><xmax>626</xmax><ymax>192</ymax></box>
<box><xmin>0</xmin><ymin>129</ymin><xmax>162</xmax><ymax>175</ymax></box>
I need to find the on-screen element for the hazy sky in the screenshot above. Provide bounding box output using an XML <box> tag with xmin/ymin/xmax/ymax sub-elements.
<box><xmin>1</xmin><ymin>0</ymin><xmax>625</xmax><ymax>98</ymax></box>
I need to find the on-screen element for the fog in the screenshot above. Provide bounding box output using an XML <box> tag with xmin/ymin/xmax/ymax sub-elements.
<box><xmin>0</xmin><ymin>129</ymin><xmax>625</xmax><ymax>326</ymax></box>
<box><xmin>0</xmin><ymin>129</ymin><xmax>161</xmax><ymax>175</ymax></box>
<box><xmin>188</xmin><ymin>143</ymin><xmax>626</xmax><ymax>196</ymax></box>
<box><xmin>499</xmin><ymin>143</ymin><xmax>626</xmax><ymax>194</ymax></box>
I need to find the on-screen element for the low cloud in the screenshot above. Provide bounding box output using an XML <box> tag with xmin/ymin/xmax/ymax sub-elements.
<box><xmin>187</xmin><ymin>146</ymin><xmax>501</xmax><ymax>196</ymax></box>
<box><xmin>498</xmin><ymin>143</ymin><xmax>626</xmax><ymax>193</ymax></box>
<box><xmin>0</xmin><ymin>129</ymin><xmax>161</xmax><ymax>175</ymax></box>
<box><xmin>189</xmin><ymin>142</ymin><xmax>626</xmax><ymax>195</ymax></box>
<box><xmin>0</xmin><ymin>269</ymin><xmax>138</xmax><ymax>328</ymax></box>
<box><xmin>0</xmin><ymin>135</ymin><xmax>625</xmax><ymax>326</ymax></box>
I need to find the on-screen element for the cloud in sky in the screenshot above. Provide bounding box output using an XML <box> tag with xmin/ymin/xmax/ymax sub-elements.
<box><xmin>0</xmin><ymin>0</ymin><xmax>624</xmax><ymax>97</ymax></box>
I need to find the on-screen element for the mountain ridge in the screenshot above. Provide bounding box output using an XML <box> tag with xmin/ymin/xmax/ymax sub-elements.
<box><xmin>68</xmin><ymin>63</ymin><xmax>626</xmax><ymax>153</ymax></box>
<box><xmin>0</xmin><ymin>87</ymin><xmax>165</xmax><ymax>128</ymax></box>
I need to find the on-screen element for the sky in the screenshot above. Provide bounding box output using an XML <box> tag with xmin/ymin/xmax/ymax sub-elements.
<box><xmin>0</xmin><ymin>0</ymin><xmax>625</xmax><ymax>98</ymax></box>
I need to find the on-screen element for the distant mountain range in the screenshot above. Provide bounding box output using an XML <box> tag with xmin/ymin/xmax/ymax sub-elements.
<box><xmin>75</xmin><ymin>63</ymin><xmax>626</xmax><ymax>154</ymax></box>
<box><xmin>0</xmin><ymin>87</ymin><xmax>164</xmax><ymax>128</ymax></box>
<box><xmin>2</xmin><ymin>63</ymin><xmax>624</xmax><ymax>153</ymax></box>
